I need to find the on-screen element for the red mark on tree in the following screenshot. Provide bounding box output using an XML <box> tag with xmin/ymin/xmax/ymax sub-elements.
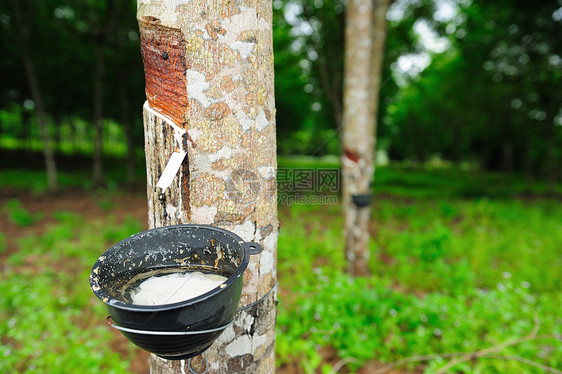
<box><xmin>344</xmin><ymin>149</ymin><xmax>360</xmax><ymax>163</ymax></box>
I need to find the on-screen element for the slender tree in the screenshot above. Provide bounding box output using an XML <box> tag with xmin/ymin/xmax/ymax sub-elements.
<box><xmin>341</xmin><ymin>0</ymin><xmax>390</xmax><ymax>276</ymax></box>
<box><xmin>10</xmin><ymin>0</ymin><xmax>58</xmax><ymax>193</ymax></box>
<box><xmin>137</xmin><ymin>0</ymin><xmax>278</xmax><ymax>372</ymax></box>
<box><xmin>300</xmin><ymin>0</ymin><xmax>346</xmax><ymax>129</ymax></box>
<box><xmin>90</xmin><ymin>1</ymin><xmax>121</xmax><ymax>187</ymax></box>
<box><xmin>116</xmin><ymin>40</ymin><xmax>136</xmax><ymax>186</ymax></box>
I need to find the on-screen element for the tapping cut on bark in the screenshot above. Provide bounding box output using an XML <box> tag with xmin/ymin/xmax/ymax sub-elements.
<box><xmin>344</xmin><ymin>149</ymin><xmax>360</xmax><ymax>164</ymax></box>
<box><xmin>140</xmin><ymin>23</ymin><xmax>189</xmax><ymax>128</ymax></box>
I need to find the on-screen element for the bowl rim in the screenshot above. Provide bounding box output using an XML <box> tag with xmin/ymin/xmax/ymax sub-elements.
<box><xmin>89</xmin><ymin>224</ymin><xmax>250</xmax><ymax>312</ymax></box>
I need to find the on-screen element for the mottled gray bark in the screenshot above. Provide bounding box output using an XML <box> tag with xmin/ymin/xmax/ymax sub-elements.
<box><xmin>342</xmin><ymin>0</ymin><xmax>390</xmax><ymax>276</ymax></box>
<box><xmin>138</xmin><ymin>0</ymin><xmax>278</xmax><ymax>372</ymax></box>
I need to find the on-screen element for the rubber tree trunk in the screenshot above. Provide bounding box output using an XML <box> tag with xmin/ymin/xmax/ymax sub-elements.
<box><xmin>137</xmin><ymin>0</ymin><xmax>278</xmax><ymax>372</ymax></box>
<box><xmin>11</xmin><ymin>0</ymin><xmax>58</xmax><ymax>193</ymax></box>
<box><xmin>341</xmin><ymin>0</ymin><xmax>390</xmax><ymax>276</ymax></box>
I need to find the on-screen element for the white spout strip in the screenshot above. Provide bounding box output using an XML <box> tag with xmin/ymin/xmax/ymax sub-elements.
<box><xmin>156</xmin><ymin>151</ymin><xmax>187</xmax><ymax>192</ymax></box>
<box><xmin>144</xmin><ymin>101</ymin><xmax>186</xmax><ymax>152</ymax></box>
<box><xmin>144</xmin><ymin>101</ymin><xmax>189</xmax><ymax>192</ymax></box>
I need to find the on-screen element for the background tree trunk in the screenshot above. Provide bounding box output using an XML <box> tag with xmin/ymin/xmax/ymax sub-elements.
<box><xmin>341</xmin><ymin>0</ymin><xmax>390</xmax><ymax>276</ymax></box>
<box><xmin>91</xmin><ymin>2</ymin><xmax>121</xmax><ymax>187</ymax></box>
<box><xmin>21</xmin><ymin>111</ymin><xmax>31</xmax><ymax>150</ymax></box>
<box><xmin>92</xmin><ymin>42</ymin><xmax>105</xmax><ymax>187</ymax></box>
<box><xmin>138</xmin><ymin>0</ymin><xmax>278</xmax><ymax>372</ymax></box>
<box><xmin>11</xmin><ymin>0</ymin><xmax>58</xmax><ymax>193</ymax></box>
<box><xmin>116</xmin><ymin>42</ymin><xmax>136</xmax><ymax>186</ymax></box>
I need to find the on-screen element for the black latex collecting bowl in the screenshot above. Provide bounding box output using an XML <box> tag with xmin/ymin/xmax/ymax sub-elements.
<box><xmin>89</xmin><ymin>224</ymin><xmax>262</xmax><ymax>360</ymax></box>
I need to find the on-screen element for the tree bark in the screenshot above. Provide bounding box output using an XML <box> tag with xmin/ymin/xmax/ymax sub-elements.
<box><xmin>138</xmin><ymin>0</ymin><xmax>278</xmax><ymax>372</ymax></box>
<box><xmin>68</xmin><ymin>116</ymin><xmax>77</xmax><ymax>153</ymax></box>
<box><xmin>11</xmin><ymin>0</ymin><xmax>58</xmax><ymax>193</ymax></box>
<box><xmin>91</xmin><ymin>2</ymin><xmax>121</xmax><ymax>187</ymax></box>
<box><xmin>341</xmin><ymin>0</ymin><xmax>390</xmax><ymax>276</ymax></box>
<box><xmin>92</xmin><ymin>42</ymin><xmax>105</xmax><ymax>187</ymax></box>
<box><xmin>542</xmin><ymin>101</ymin><xmax>559</xmax><ymax>191</ymax></box>
<box><xmin>116</xmin><ymin>43</ymin><xmax>136</xmax><ymax>186</ymax></box>
<box><xmin>21</xmin><ymin>110</ymin><xmax>31</xmax><ymax>149</ymax></box>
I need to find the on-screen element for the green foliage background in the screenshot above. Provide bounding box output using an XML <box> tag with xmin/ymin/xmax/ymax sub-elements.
<box><xmin>1</xmin><ymin>0</ymin><xmax>560</xmax><ymax>177</ymax></box>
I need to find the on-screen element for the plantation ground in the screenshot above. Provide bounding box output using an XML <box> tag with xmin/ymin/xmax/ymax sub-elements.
<box><xmin>0</xmin><ymin>165</ymin><xmax>561</xmax><ymax>373</ymax></box>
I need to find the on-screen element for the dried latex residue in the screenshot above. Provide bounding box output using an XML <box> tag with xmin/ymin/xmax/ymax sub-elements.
<box><xmin>130</xmin><ymin>272</ymin><xmax>227</xmax><ymax>306</ymax></box>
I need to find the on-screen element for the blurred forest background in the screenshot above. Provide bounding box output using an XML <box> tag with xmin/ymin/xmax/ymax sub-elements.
<box><xmin>1</xmin><ymin>0</ymin><xmax>560</xmax><ymax>182</ymax></box>
<box><xmin>0</xmin><ymin>0</ymin><xmax>561</xmax><ymax>373</ymax></box>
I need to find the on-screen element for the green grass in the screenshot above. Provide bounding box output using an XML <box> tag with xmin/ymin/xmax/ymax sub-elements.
<box><xmin>2</xmin><ymin>199</ymin><xmax>43</xmax><ymax>227</ymax></box>
<box><xmin>0</xmin><ymin>136</ymin><xmax>128</xmax><ymax>157</ymax></box>
<box><xmin>278</xmin><ymin>155</ymin><xmax>341</xmax><ymax>169</ymax></box>
<box><xmin>368</xmin><ymin>198</ymin><xmax>562</xmax><ymax>293</ymax></box>
<box><xmin>0</xmin><ymin>164</ymin><xmax>560</xmax><ymax>373</ymax></box>
<box><xmin>0</xmin><ymin>210</ymin><xmax>142</xmax><ymax>373</ymax></box>
<box><xmin>0</xmin><ymin>158</ymin><xmax>146</xmax><ymax>194</ymax></box>
<box><xmin>275</xmin><ymin>165</ymin><xmax>562</xmax><ymax>373</ymax></box>
<box><xmin>372</xmin><ymin>166</ymin><xmax>562</xmax><ymax>199</ymax></box>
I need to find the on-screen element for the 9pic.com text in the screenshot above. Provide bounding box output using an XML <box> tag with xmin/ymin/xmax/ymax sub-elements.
<box><xmin>278</xmin><ymin>193</ymin><xmax>338</xmax><ymax>206</ymax></box>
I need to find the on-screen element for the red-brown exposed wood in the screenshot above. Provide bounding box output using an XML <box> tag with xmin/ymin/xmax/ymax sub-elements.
<box><xmin>139</xmin><ymin>22</ymin><xmax>189</xmax><ymax>127</ymax></box>
<box><xmin>344</xmin><ymin>149</ymin><xmax>360</xmax><ymax>163</ymax></box>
